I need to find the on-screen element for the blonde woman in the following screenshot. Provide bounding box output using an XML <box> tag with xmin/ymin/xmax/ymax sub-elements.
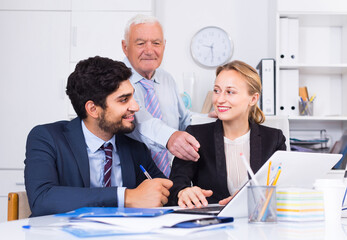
<box><xmin>169</xmin><ymin>60</ymin><xmax>286</xmax><ymax>208</ymax></box>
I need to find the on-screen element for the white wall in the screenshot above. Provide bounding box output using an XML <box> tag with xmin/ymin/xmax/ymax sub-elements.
<box><xmin>0</xmin><ymin>0</ymin><xmax>273</xmax><ymax>168</ymax></box>
<box><xmin>155</xmin><ymin>0</ymin><xmax>272</xmax><ymax>112</ymax></box>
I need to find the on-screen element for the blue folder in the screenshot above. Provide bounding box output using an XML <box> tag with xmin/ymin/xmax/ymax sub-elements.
<box><xmin>55</xmin><ymin>207</ymin><xmax>174</xmax><ymax>218</ymax></box>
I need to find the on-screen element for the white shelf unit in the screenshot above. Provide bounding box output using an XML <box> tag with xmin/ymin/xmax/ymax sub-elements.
<box><xmin>275</xmin><ymin>5</ymin><xmax>347</xmax><ymax>147</ymax></box>
<box><xmin>276</xmin><ymin>12</ymin><xmax>347</xmax><ymax>118</ymax></box>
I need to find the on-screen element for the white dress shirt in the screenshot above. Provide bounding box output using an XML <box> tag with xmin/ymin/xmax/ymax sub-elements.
<box><xmin>224</xmin><ymin>130</ymin><xmax>251</xmax><ymax>196</ymax></box>
<box><xmin>124</xmin><ymin>58</ymin><xmax>192</xmax><ymax>159</ymax></box>
<box><xmin>81</xmin><ymin>120</ymin><xmax>125</xmax><ymax>207</ymax></box>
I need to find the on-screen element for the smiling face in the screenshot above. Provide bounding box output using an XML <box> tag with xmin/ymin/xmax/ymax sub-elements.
<box><xmin>212</xmin><ymin>69</ymin><xmax>259</xmax><ymax>124</ymax></box>
<box><xmin>96</xmin><ymin>80</ymin><xmax>139</xmax><ymax>135</ymax></box>
<box><xmin>122</xmin><ymin>22</ymin><xmax>165</xmax><ymax>80</ymax></box>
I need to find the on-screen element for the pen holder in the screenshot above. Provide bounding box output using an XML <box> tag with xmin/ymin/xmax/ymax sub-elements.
<box><xmin>247</xmin><ymin>186</ymin><xmax>277</xmax><ymax>224</ymax></box>
<box><xmin>299</xmin><ymin>101</ymin><xmax>313</xmax><ymax>116</ymax></box>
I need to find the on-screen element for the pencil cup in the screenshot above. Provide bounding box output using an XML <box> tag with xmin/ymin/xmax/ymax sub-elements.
<box><xmin>299</xmin><ymin>101</ymin><xmax>313</xmax><ymax>116</ymax></box>
<box><xmin>247</xmin><ymin>186</ymin><xmax>277</xmax><ymax>223</ymax></box>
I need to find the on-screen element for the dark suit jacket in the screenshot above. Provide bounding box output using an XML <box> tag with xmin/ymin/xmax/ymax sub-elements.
<box><xmin>168</xmin><ymin>119</ymin><xmax>286</xmax><ymax>205</ymax></box>
<box><xmin>24</xmin><ymin>117</ymin><xmax>165</xmax><ymax>217</ymax></box>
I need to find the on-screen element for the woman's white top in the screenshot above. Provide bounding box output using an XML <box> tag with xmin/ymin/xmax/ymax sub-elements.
<box><xmin>224</xmin><ymin>130</ymin><xmax>250</xmax><ymax>196</ymax></box>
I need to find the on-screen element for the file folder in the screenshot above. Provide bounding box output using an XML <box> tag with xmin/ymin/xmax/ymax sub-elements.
<box><xmin>55</xmin><ymin>207</ymin><xmax>174</xmax><ymax>218</ymax></box>
<box><xmin>278</xmin><ymin>70</ymin><xmax>299</xmax><ymax>116</ymax></box>
<box><xmin>257</xmin><ymin>58</ymin><xmax>276</xmax><ymax>115</ymax></box>
<box><xmin>279</xmin><ymin>17</ymin><xmax>289</xmax><ymax>64</ymax></box>
<box><xmin>288</xmin><ymin>18</ymin><xmax>299</xmax><ymax>64</ymax></box>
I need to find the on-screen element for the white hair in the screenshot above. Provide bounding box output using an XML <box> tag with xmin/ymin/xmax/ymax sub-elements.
<box><xmin>123</xmin><ymin>14</ymin><xmax>164</xmax><ymax>44</ymax></box>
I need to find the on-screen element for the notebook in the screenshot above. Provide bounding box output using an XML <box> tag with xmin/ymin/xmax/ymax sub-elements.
<box><xmin>174</xmin><ymin>151</ymin><xmax>342</xmax><ymax>218</ymax></box>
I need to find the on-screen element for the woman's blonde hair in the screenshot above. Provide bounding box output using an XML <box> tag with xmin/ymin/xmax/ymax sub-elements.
<box><xmin>216</xmin><ymin>60</ymin><xmax>265</xmax><ymax>124</ymax></box>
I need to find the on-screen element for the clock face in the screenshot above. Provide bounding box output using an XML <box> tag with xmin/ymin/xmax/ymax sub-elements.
<box><xmin>190</xmin><ymin>26</ymin><xmax>233</xmax><ymax>68</ymax></box>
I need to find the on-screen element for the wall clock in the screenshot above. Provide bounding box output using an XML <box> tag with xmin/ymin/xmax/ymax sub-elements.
<box><xmin>190</xmin><ymin>26</ymin><xmax>233</xmax><ymax>68</ymax></box>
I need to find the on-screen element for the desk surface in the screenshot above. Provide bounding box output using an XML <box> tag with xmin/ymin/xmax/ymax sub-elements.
<box><xmin>1</xmin><ymin>215</ymin><xmax>347</xmax><ymax>240</ymax></box>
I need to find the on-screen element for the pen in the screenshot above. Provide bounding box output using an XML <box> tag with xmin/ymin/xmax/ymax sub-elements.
<box><xmin>342</xmin><ymin>186</ymin><xmax>347</xmax><ymax>207</ymax></box>
<box><xmin>271</xmin><ymin>166</ymin><xmax>282</xmax><ymax>186</ymax></box>
<box><xmin>259</xmin><ymin>188</ymin><xmax>275</xmax><ymax>222</ymax></box>
<box><xmin>240</xmin><ymin>153</ymin><xmax>259</xmax><ymax>186</ymax></box>
<box><xmin>269</xmin><ymin>165</ymin><xmax>282</xmax><ymax>186</ymax></box>
<box><xmin>266</xmin><ymin>161</ymin><xmax>272</xmax><ymax>186</ymax></box>
<box><xmin>140</xmin><ymin>165</ymin><xmax>152</xmax><ymax>180</ymax></box>
<box><xmin>22</xmin><ymin>224</ymin><xmax>67</xmax><ymax>230</ymax></box>
<box><xmin>309</xmin><ymin>94</ymin><xmax>316</xmax><ymax>102</ymax></box>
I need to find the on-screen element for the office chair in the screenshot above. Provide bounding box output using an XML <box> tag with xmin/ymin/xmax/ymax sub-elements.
<box><xmin>7</xmin><ymin>191</ymin><xmax>31</xmax><ymax>221</ymax></box>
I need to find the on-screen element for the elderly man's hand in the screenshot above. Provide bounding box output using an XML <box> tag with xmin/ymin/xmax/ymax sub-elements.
<box><xmin>167</xmin><ymin>131</ymin><xmax>200</xmax><ymax>161</ymax></box>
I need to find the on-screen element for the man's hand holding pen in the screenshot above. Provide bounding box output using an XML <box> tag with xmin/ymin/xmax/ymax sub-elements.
<box><xmin>125</xmin><ymin>178</ymin><xmax>173</xmax><ymax>208</ymax></box>
<box><xmin>125</xmin><ymin>165</ymin><xmax>172</xmax><ymax>208</ymax></box>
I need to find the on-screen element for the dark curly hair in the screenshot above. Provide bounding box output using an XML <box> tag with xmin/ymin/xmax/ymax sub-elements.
<box><xmin>66</xmin><ymin>56</ymin><xmax>132</xmax><ymax>119</ymax></box>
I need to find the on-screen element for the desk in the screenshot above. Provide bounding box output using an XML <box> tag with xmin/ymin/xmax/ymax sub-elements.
<box><xmin>0</xmin><ymin>215</ymin><xmax>347</xmax><ymax>240</ymax></box>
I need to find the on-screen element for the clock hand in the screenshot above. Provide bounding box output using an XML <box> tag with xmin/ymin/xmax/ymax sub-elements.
<box><xmin>202</xmin><ymin>44</ymin><xmax>213</xmax><ymax>48</ymax></box>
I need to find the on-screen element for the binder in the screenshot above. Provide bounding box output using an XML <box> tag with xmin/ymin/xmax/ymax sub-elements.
<box><xmin>278</xmin><ymin>70</ymin><xmax>299</xmax><ymax>116</ymax></box>
<box><xmin>288</xmin><ymin>18</ymin><xmax>299</xmax><ymax>64</ymax></box>
<box><xmin>279</xmin><ymin>17</ymin><xmax>289</xmax><ymax>64</ymax></box>
<box><xmin>256</xmin><ymin>58</ymin><xmax>276</xmax><ymax>115</ymax></box>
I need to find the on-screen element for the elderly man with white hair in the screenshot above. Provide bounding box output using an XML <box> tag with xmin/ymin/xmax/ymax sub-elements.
<box><xmin>122</xmin><ymin>14</ymin><xmax>200</xmax><ymax>177</ymax></box>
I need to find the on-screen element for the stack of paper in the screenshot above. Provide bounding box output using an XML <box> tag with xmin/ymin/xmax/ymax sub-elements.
<box><xmin>50</xmin><ymin>207</ymin><xmax>234</xmax><ymax>237</ymax></box>
<box><xmin>276</xmin><ymin>188</ymin><xmax>324</xmax><ymax>221</ymax></box>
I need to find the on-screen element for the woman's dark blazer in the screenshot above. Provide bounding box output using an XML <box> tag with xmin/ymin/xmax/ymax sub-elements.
<box><xmin>168</xmin><ymin>119</ymin><xmax>286</xmax><ymax>205</ymax></box>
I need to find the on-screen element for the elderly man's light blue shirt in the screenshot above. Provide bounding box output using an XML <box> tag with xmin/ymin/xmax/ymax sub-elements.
<box><xmin>81</xmin><ymin>120</ymin><xmax>125</xmax><ymax>207</ymax></box>
<box><xmin>124</xmin><ymin>58</ymin><xmax>192</xmax><ymax>157</ymax></box>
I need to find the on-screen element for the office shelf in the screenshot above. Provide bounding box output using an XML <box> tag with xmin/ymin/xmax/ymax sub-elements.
<box><xmin>273</xmin><ymin>0</ymin><xmax>347</xmax><ymax>151</ymax></box>
<box><xmin>289</xmin><ymin>116</ymin><xmax>347</xmax><ymax>121</ymax></box>
<box><xmin>279</xmin><ymin>64</ymin><xmax>347</xmax><ymax>74</ymax></box>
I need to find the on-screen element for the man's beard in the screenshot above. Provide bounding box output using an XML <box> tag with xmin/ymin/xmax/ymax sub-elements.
<box><xmin>98</xmin><ymin>111</ymin><xmax>135</xmax><ymax>135</ymax></box>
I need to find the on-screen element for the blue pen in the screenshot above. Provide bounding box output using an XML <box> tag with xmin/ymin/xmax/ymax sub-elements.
<box><xmin>140</xmin><ymin>165</ymin><xmax>152</xmax><ymax>180</ymax></box>
<box><xmin>22</xmin><ymin>224</ymin><xmax>65</xmax><ymax>229</ymax></box>
<box><xmin>342</xmin><ymin>186</ymin><xmax>347</xmax><ymax>208</ymax></box>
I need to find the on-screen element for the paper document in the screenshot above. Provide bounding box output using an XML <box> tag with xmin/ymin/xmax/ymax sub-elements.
<box><xmin>41</xmin><ymin>213</ymin><xmax>234</xmax><ymax>237</ymax></box>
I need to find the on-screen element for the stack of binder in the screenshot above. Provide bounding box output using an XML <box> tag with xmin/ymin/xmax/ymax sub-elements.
<box><xmin>277</xmin><ymin>188</ymin><xmax>324</xmax><ymax>222</ymax></box>
<box><xmin>277</xmin><ymin>17</ymin><xmax>300</xmax><ymax>116</ymax></box>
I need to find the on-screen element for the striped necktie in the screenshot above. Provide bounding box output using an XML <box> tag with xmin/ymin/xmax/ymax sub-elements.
<box><xmin>101</xmin><ymin>143</ymin><xmax>113</xmax><ymax>187</ymax></box>
<box><xmin>139</xmin><ymin>78</ymin><xmax>170</xmax><ymax>177</ymax></box>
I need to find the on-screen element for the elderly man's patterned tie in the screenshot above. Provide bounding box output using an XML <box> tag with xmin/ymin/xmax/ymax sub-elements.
<box><xmin>139</xmin><ymin>79</ymin><xmax>170</xmax><ymax>177</ymax></box>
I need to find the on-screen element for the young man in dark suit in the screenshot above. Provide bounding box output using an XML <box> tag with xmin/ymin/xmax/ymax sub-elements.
<box><xmin>25</xmin><ymin>56</ymin><xmax>172</xmax><ymax>217</ymax></box>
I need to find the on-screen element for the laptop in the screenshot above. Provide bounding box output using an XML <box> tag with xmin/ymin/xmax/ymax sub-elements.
<box><xmin>174</xmin><ymin>151</ymin><xmax>342</xmax><ymax>218</ymax></box>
